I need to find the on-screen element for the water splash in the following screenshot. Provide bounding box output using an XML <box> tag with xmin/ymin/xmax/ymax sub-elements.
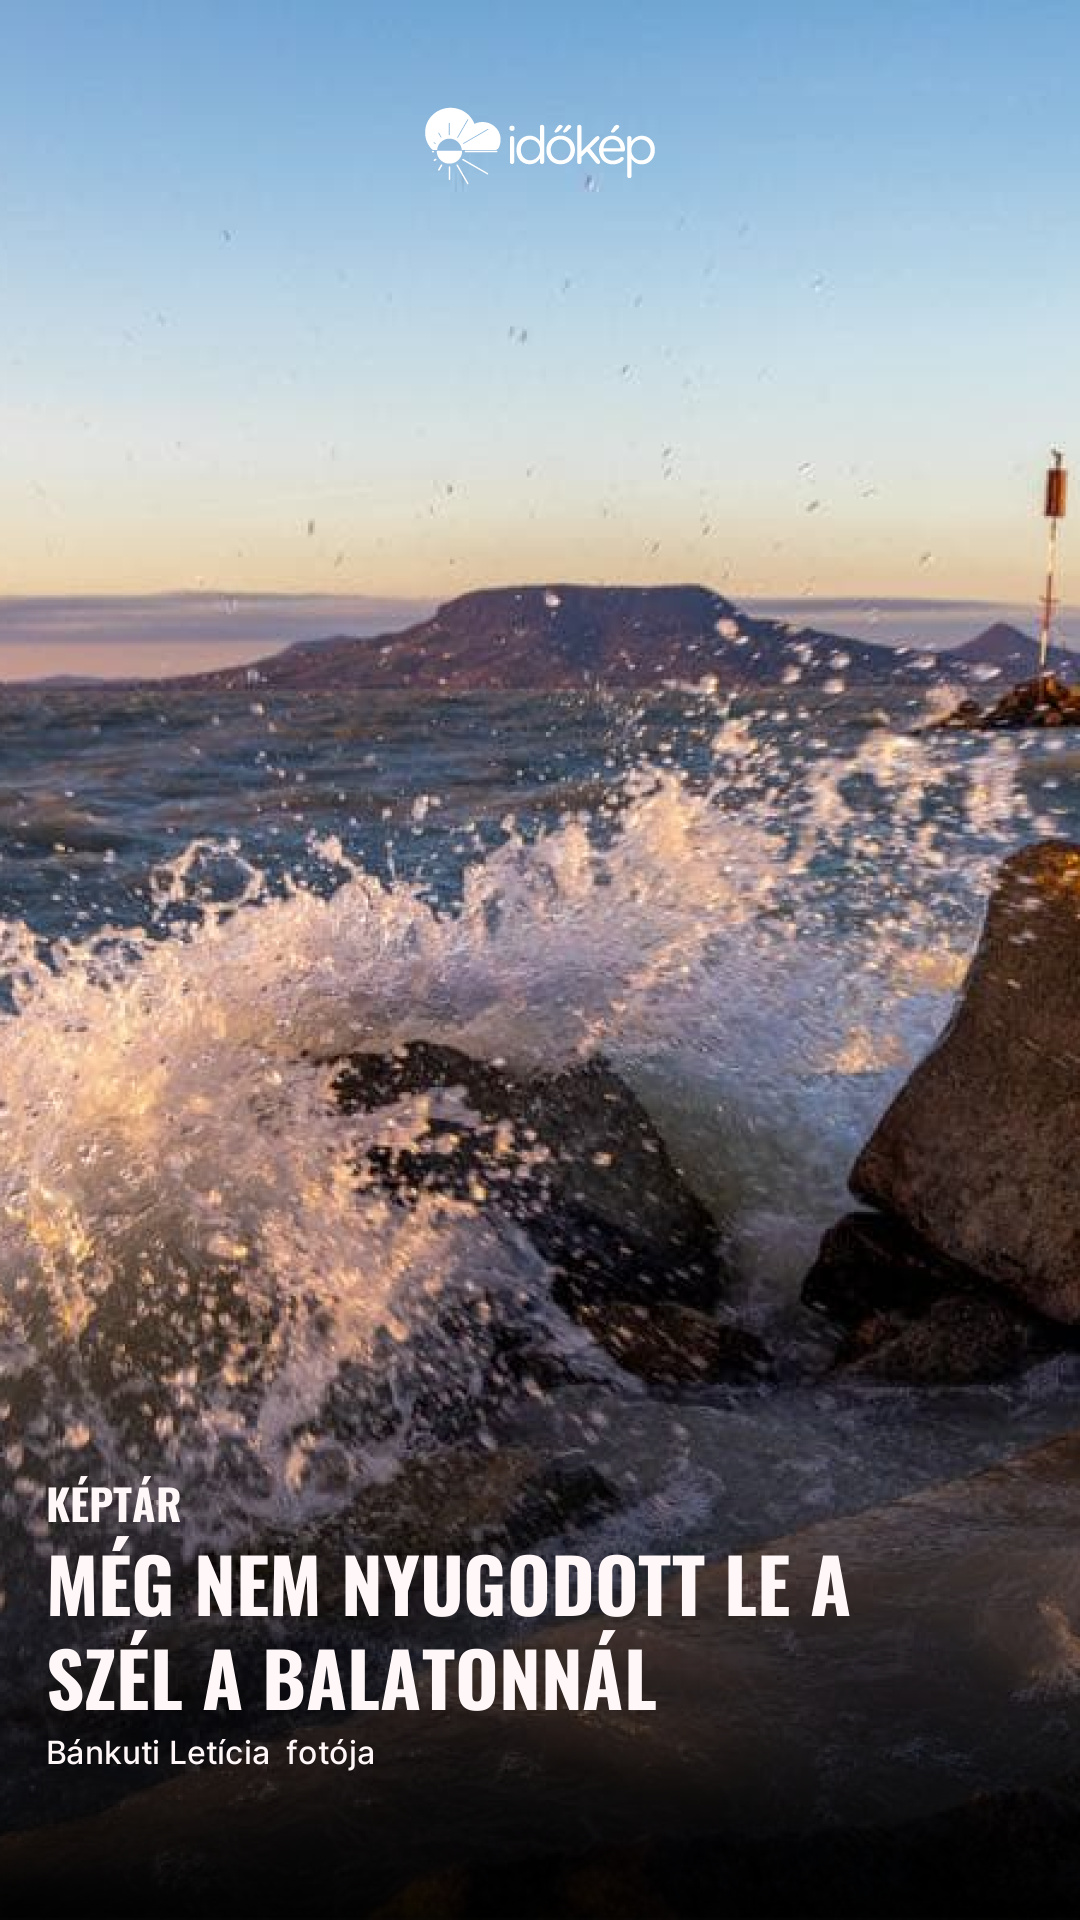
<box><xmin>0</xmin><ymin>704</ymin><xmax>1045</xmax><ymax>1539</ymax></box>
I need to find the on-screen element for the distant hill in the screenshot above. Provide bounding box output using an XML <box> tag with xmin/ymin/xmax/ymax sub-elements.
<box><xmin>184</xmin><ymin>584</ymin><xmax>920</xmax><ymax>694</ymax></box>
<box><xmin>949</xmin><ymin>621</ymin><xmax>1075</xmax><ymax>678</ymax></box>
<box><xmin>28</xmin><ymin>673</ymin><xmax>106</xmax><ymax>687</ymax></box>
<box><xmin>12</xmin><ymin>592</ymin><xmax>1076</xmax><ymax>697</ymax></box>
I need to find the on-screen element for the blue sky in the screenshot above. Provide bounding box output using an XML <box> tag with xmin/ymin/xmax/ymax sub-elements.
<box><xmin>0</xmin><ymin>0</ymin><xmax>1078</xmax><ymax>644</ymax></box>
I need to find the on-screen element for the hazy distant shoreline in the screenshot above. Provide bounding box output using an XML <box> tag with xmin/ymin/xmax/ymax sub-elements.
<box><xmin>0</xmin><ymin>591</ymin><xmax>435</xmax><ymax>683</ymax></box>
<box><xmin>0</xmin><ymin>588</ymin><xmax>1077</xmax><ymax>685</ymax></box>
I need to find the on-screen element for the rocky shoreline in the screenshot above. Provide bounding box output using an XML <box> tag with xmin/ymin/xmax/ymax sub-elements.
<box><xmin>320</xmin><ymin>839</ymin><xmax>1080</xmax><ymax>1398</ymax></box>
<box><xmin>934</xmin><ymin>673</ymin><xmax>1080</xmax><ymax>731</ymax></box>
<box><xmin>6</xmin><ymin>842</ymin><xmax>1080</xmax><ymax>1913</ymax></box>
<box><xmin>804</xmin><ymin>840</ymin><xmax>1080</xmax><ymax>1381</ymax></box>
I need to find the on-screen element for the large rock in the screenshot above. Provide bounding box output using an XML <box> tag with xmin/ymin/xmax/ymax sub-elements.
<box><xmin>851</xmin><ymin>842</ymin><xmax>1080</xmax><ymax>1324</ymax></box>
<box><xmin>331</xmin><ymin>1043</ymin><xmax>745</xmax><ymax>1372</ymax></box>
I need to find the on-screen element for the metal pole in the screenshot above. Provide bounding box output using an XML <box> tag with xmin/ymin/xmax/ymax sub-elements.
<box><xmin>1038</xmin><ymin>513</ymin><xmax>1058</xmax><ymax>682</ymax></box>
<box><xmin>1038</xmin><ymin>449</ymin><xmax>1067</xmax><ymax>688</ymax></box>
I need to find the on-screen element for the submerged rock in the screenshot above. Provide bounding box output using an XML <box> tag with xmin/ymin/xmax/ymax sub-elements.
<box><xmin>330</xmin><ymin>1041</ymin><xmax>761</xmax><ymax>1382</ymax></box>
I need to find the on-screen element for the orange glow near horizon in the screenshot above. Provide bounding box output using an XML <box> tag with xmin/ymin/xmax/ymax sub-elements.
<box><xmin>0</xmin><ymin>495</ymin><xmax>1061</xmax><ymax>608</ymax></box>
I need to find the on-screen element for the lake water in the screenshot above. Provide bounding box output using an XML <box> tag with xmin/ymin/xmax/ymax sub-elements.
<box><xmin>4</xmin><ymin>675</ymin><xmax>1080</xmax><ymax>1828</ymax></box>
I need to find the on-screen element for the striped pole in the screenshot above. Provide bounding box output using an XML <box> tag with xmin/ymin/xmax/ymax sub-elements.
<box><xmin>1037</xmin><ymin>450</ymin><xmax>1068</xmax><ymax>684</ymax></box>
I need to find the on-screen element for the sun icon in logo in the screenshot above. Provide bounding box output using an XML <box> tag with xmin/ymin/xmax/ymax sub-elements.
<box><xmin>424</xmin><ymin>108</ymin><xmax>501</xmax><ymax>184</ymax></box>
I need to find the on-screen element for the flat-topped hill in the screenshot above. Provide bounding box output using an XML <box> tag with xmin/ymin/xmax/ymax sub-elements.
<box><xmin>185</xmin><ymin>583</ymin><xmax>910</xmax><ymax>693</ymax></box>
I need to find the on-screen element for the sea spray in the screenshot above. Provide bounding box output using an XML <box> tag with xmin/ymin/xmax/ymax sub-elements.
<box><xmin>0</xmin><ymin>696</ymin><xmax>1057</xmax><ymax>1548</ymax></box>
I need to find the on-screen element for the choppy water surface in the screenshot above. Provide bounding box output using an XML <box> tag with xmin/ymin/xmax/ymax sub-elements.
<box><xmin>3</xmin><ymin>677</ymin><xmax>1080</xmax><ymax>1570</ymax></box>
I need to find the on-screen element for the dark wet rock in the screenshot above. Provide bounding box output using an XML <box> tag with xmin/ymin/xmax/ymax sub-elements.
<box><xmin>267</xmin><ymin>1444</ymin><xmax>622</xmax><ymax>1571</ymax></box>
<box><xmin>851</xmin><ymin>842</ymin><xmax>1080</xmax><ymax>1326</ymax></box>
<box><xmin>332</xmin><ymin>1041</ymin><xmax>730</xmax><ymax>1316</ymax></box>
<box><xmin>327</xmin><ymin>1042</ymin><xmax>772</xmax><ymax>1387</ymax></box>
<box><xmin>838</xmin><ymin>1293</ymin><xmax>1055</xmax><ymax>1384</ymax></box>
<box><xmin>934</xmin><ymin>672</ymin><xmax>1080</xmax><ymax>730</ymax></box>
<box><xmin>574</xmin><ymin>1297</ymin><xmax>769</xmax><ymax>1384</ymax></box>
<box><xmin>493</xmin><ymin>1456</ymin><xmax>621</xmax><ymax>1551</ymax></box>
<box><xmin>802</xmin><ymin>1211</ymin><xmax>1057</xmax><ymax>1383</ymax></box>
<box><xmin>803</xmin><ymin>1209</ymin><xmax>975</xmax><ymax>1324</ymax></box>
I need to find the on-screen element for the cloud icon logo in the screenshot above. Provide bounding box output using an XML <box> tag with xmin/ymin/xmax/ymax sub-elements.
<box><xmin>425</xmin><ymin>108</ymin><xmax>501</xmax><ymax>184</ymax></box>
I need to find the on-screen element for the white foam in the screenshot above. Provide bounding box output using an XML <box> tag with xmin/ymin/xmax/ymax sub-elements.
<box><xmin>0</xmin><ymin>708</ymin><xmax>1040</xmax><ymax>1536</ymax></box>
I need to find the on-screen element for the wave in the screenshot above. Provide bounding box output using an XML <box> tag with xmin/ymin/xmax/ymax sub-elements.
<box><xmin>0</xmin><ymin>708</ymin><xmax>1052</xmax><ymax>1541</ymax></box>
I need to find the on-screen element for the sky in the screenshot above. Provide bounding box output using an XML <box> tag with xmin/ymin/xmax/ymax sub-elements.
<box><xmin>1</xmin><ymin>0</ymin><xmax>1079</xmax><ymax>671</ymax></box>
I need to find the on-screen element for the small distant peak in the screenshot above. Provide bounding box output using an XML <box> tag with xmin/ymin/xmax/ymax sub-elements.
<box><xmin>953</xmin><ymin>621</ymin><xmax>1041</xmax><ymax>668</ymax></box>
